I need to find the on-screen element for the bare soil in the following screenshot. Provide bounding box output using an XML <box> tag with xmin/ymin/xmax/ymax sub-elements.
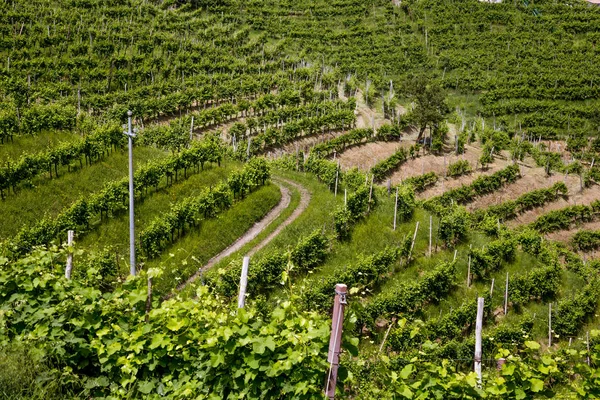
<box><xmin>546</xmin><ymin>220</ymin><xmax>600</xmax><ymax>244</ymax></box>
<box><xmin>334</xmin><ymin>140</ymin><xmax>411</xmax><ymax>171</ymax></box>
<box><xmin>506</xmin><ymin>182</ymin><xmax>600</xmax><ymax>228</ymax></box>
<box><xmin>466</xmin><ymin>166</ymin><xmax>581</xmax><ymax>212</ymax></box>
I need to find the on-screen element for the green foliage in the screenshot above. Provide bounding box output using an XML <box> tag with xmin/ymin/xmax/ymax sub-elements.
<box><xmin>439</xmin><ymin>207</ymin><xmax>470</xmax><ymax>247</ymax></box>
<box><xmin>6</xmin><ymin>137</ymin><xmax>226</xmax><ymax>257</ymax></box>
<box><xmin>300</xmin><ymin>247</ymin><xmax>401</xmax><ymax>312</ymax></box>
<box><xmin>211</xmin><ymin>230</ymin><xmax>329</xmax><ymax>298</ymax></box>
<box><xmin>530</xmin><ymin>201</ymin><xmax>600</xmax><ymax>234</ymax></box>
<box><xmin>447</xmin><ymin>159</ymin><xmax>472</xmax><ymax>178</ymax></box>
<box><xmin>424</xmin><ymin>165</ymin><xmax>521</xmax><ymax>215</ymax></box>
<box><xmin>361</xmin><ymin>260</ymin><xmax>457</xmax><ymax>328</ymax></box>
<box><xmin>469</xmin><ymin>237</ymin><xmax>516</xmax><ymax>281</ymax></box>
<box><xmin>474</xmin><ymin>182</ymin><xmax>568</xmax><ymax>223</ymax></box>
<box><xmin>0</xmin><ymin>249</ymin><xmax>340</xmax><ymax>399</ymax></box>
<box><xmin>333</xmin><ymin>186</ymin><xmax>374</xmax><ymax>241</ymax></box>
<box><xmin>370</xmin><ymin>145</ymin><xmax>419</xmax><ymax>182</ymax></box>
<box><xmin>394</xmin><ymin>185</ymin><xmax>416</xmax><ymax>223</ymax></box>
<box><xmin>401</xmin><ymin>172</ymin><xmax>438</xmax><ymax>193</ymax></box>
<box><xmin>571</xmin><ymin>229</ymin><xmax>600</xmax><ymax>252</ymax></box>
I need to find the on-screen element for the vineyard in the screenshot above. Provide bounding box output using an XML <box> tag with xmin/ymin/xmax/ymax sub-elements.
<box><xmin>2</xmin><ymin>0</ymin><xmax>600</xmax><ymax>398</ymax></box>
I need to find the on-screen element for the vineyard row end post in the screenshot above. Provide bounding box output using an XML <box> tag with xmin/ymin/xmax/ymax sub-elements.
<box><xmin>325</xmin><ymin>284</ymin><xmax>347</xmax><ymax>399</ymax></box>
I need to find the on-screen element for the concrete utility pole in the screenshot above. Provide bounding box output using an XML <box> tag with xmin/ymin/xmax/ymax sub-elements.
<box><xmin>125</xmin><ymin>111</ymin><xmax>137</xmax><ymax>276</ymax></box>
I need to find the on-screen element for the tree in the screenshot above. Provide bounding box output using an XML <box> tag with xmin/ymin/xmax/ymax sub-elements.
<box><xmin>404</xmin><ymin>76</ymin><xmax>449</xmax><ymax>143</ymax></box>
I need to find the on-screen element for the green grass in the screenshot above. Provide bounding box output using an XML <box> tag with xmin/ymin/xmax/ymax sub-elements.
<box><xmin>203</xmin><ymin>175</ymin><xmax>303</xmax><ymax>271</ymax></box>
<box><xmin>78</xmin><ymin>161</ymin><xmax>241</xmax><ymax>257</ymax></box>
<box><xmin>0</xmin><ymin>146</ymin><xmax>166</xmax><ymax>239</ymax></box>
<box><xmin>0</xmin><ymin>130</ymin><xmax>80</xmax><ymax>160</ymax></box>
<box><xmin>148</xmin><ymin>182</ymin><xmax>283</xmax><ymax>294</ymax></box>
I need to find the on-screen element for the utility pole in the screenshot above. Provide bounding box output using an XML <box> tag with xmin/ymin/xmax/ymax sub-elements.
<box><xmin>125</xmin><ymin>111</ymin><xmax>137</xmax><ymax>276</ymax></box>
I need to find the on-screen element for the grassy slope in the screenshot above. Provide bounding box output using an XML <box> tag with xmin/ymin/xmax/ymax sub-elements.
<box><xmin>0</xmin><ymin>130</ymin><xmax>80</xmax><ymax>160</ymax></box>
<box><xmin>0</xmin><ymin>147</ymin><xmax>166</xmax><ymax>239</ymax></box>
<box><xmin>78</xmin><ymin>161</ymin><xmax>241</xmax><ymax>256</ymax></box>
<box><xmin>149</xmin><ymin>182</ymin><xmax>282</xmax><ymax>294</ymax></box>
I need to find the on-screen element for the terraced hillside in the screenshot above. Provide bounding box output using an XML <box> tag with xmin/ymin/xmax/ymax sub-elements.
<box><xmin>2</xmin><ymin>0</ymin><xmax>600</xmax><ymax>398</ymax></box>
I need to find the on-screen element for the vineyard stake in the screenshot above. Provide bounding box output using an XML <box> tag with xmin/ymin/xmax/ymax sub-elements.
<box><xmin>145</xmin><ymin>276</ymin><xmax>152</xmax><ymax>323</ymax></box>
<box><xmin>344</xmin><ymin>189</ymin><xmax>347</xmax><ymax>207</ymax></box>
<box><xmin>467</xmin><ymin>244</ymin><xmax>472</xmax><ymax>287</ymax></box>
<box><xmin>367</xmin><ymin>175</ymin><xmax>374</xmax><ymax>212</ymax></box>
<box><xmin>504</xmin><ymin>272</ymin><xmax>509</xmax><ymax>315</ymax></box>
<box><xmin>334</xmin><ymin>162</ymin><xmax>339</xmax><ymax>197</ymax></box>
<box><xmin>65</xmin><ymin>230</ymin><xmax>74</xmax><ymax>279</ymax></box>
<box><xmin>474</xmin><ymin>297</ymin><xmax>484</xmax><ymax>387</ymax></box>
<box><xmin>453</xmin><ymin>249</ymin><xmax>457</xmax><ymax>262</ymax></box>
<box><xmin>490</xmin><ymin>278</ymin><xmax>495</xmax><ymax>297</ymax></box>
<box><xmin>408</xmin><ymin>221</ymin><xmax>420</xmax><ymax>260</ymax></box>
<box><xmin>189</xmin><ymin>116</ymin><xmax>194</xmax><ymax>141</ymax></box>
<box><xmin>124</xmin><ymin>110</ymin><xmax>137</xmax><ymax>276</ymax></box>
<box><xmin>587</xmin><ymin>331</ymin><xmax>591</xmax><ymax>366</ymax></box>
<box><xmin>325</xmin><ymin>284</ymin><xmax>347</xmax><ymax>399</ymax></box>
<box><xmin>393</xmin><ymin>187</ymin><xmax>398</xmax><ymax>231</ymax></box>
<box><xmin>237</xmin><ymin>257</ymin><xmax>250</xmax><ymax>309</ymax></box>
<box><xmin>548</xmin><ymin>303</ymin><xmax>552</xmax><ymax>347</ymax></box>
<box><xmin>429</xmin><ymin>215</ymin><xmax>432</xmax><ymax>257</ymax></box>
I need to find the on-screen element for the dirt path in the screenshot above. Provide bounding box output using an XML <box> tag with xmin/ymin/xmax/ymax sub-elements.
<box><xmin>175</xmin><ymin>177</ymin><xmax>311</xmax><ymax>291</ymax></box>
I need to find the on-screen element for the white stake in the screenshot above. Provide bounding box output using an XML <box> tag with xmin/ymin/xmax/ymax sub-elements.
<box><xmin>367</xmin><ymin>175</ymin><xmax>374</xmax><ymax>212</ymax></box>
<box><xmin>548</xmin><ymin>303</ymin><xmax>552</xmax><ymax>347</ymax></box>
<box><xmin>429</xmin><ymin>215</ymin><xmax>432</xmax><ymax>257</ymax></box>
<box><xmin>393</xmin><ymin>187</ymin><xmax>398</xmax><ymax>230</ymax></box>
<box><xmin>65</xmin><ymin>230</ymin><xmax>74</xmax><ymax>279</ymax></box>
<box><xmin>490</xmin><ymin>278</ymin><xmax>495</xmax><ymax>297</ymax></box>
<box><xmin>189</xmin><ymin>116</ymin><xmax>194</xmax><ymax>141</ymax></box>
<box><xmin>237</xmin><ymin>257</ymin><xmax>250</xmax><ymax>308</ymax></box>
<box><xmin>474</xmin><ymin>297</ymin><xmax>484</xmax><ymax>387</ymax></box>
<box><xmin>408</xmin><ymin>221</ymin><xmax>420</xmax><ymax>260</ymax></box>
<box><xmin>453</xmin><ymin>249</ymin><xmax>458</xmax><ymax>262</ymax></box>
<box><xmin>467</xmin><ymin>244</ymin><xmax>472</xmax><ymax>287</ymax></box>
<box><xmin>504</xmin><ymin>272</ymin><xmax>509</xmax><ymax>315</ymax></box>
<box><xmin>344</xmin><ymin>189</ymin><xmax>347</xmax><ymax>207</ymax></box>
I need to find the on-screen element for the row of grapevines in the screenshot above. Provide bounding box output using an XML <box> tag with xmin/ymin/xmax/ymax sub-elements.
<box><xmin>7</xmin><ymin>137</ymin><xmax>225</xmax><ymax>256</ymax></box>
<box><xmin>423</xmin><ymin>164</ymin><xmax>521</xmax><ymax>215</ymax></box>
<box><xmin>210</xmin><ymin>229</ymin><xmax>329</xmax><ymax>298</ymax></box>
<box><xmin>300</xmin><ymin>246</ymin><xmax>404</xmax><ymax>313</ymax></box>
<box><xmin>370</xmin><ymin>144</ymin><xmax>420</xmax><ymax>182</ymax></box>
<box><xmin>473</xmin><ymin>182</ymin><xmax>568</xmax><ymax>223</ymax></box>
<box><xmin>140</xmin><ymin>158</ymin><xmax>269</xmax><ymax>258</ymax></box>
<box><xmin>0</xmin><ymin>123</ymin><xmax>125</xmax><ymax>198</ymax></box>
<box><xmin>530</xmin><ymin>201</ymin><xmax>600</xmax><ymax>234</ymax></box>
<box><xmin>360</xmin><ymin>260</ymin><xmax>457</xmax><ymax>328</ymax></box>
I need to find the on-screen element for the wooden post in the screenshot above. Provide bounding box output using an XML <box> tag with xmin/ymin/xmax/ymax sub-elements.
<box><xmin>393</xmin><ymin>187</ymin><xmax>398</xmax><ymax>231</ymax></box>
<box><xmin>548</xmin><ymin>303</ymin><xmax>552</xmax><ymax>347</ymax></box>
<box><xmin>504</xmin><ymin>272</ymin><xmax>509</xmax><ymax>315</ymax></box>
<box><xmin>453</xmin><ymin>249</ymin><xmax>458</xmax><ymax>262</ymax></box>
<box><xmin>65</xmin><ymin>230</ymin><xmax>74</xmax><ymax>279</ymax></box>
<box><xmin>429</xmin><ymin>215</ymin><xmax>432</xmax><ymax>257</ymax></box>
<box><xmin>325</xmin><ymin>284</ymin><xmax>347</xmax><ymax>399</ymax></box>
<box><xmin>145</xmin><ymin>276</ymin><xmax>153</xmax><ymax>323</ymax></box>
<box><xmin>344</xmin><ymin>189</ymin><xmax>347</xmax><ymax>207</ymax></box>
<box><xmin>467</xmin><ymin>244</ymin><xmax>472</xmax><ymax>287</ymax></box>
<box><xmin>408</xmin><ymin>221</ymin><xmax>420</xmax><ymax>260</ymax></box>
<box><xmin>490</xmin><ymin>278</ymin><xmax>495</xmax><ymax>297</ymax></box>
<box><xmin>237</xmin><ymin>256</ymin><xmax>250</xmax><ymax>309</ymax></box>
<box><xmin>474</xmin><ymin>297</ymin><xmax>484</xmax><ymax>387</ymax></box>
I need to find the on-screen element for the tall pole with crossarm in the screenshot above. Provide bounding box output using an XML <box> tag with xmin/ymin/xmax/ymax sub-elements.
<box><xmin>125</xmin><ymin>110</ymin><xmax>137</xmax><ymax>276</ymax></box>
